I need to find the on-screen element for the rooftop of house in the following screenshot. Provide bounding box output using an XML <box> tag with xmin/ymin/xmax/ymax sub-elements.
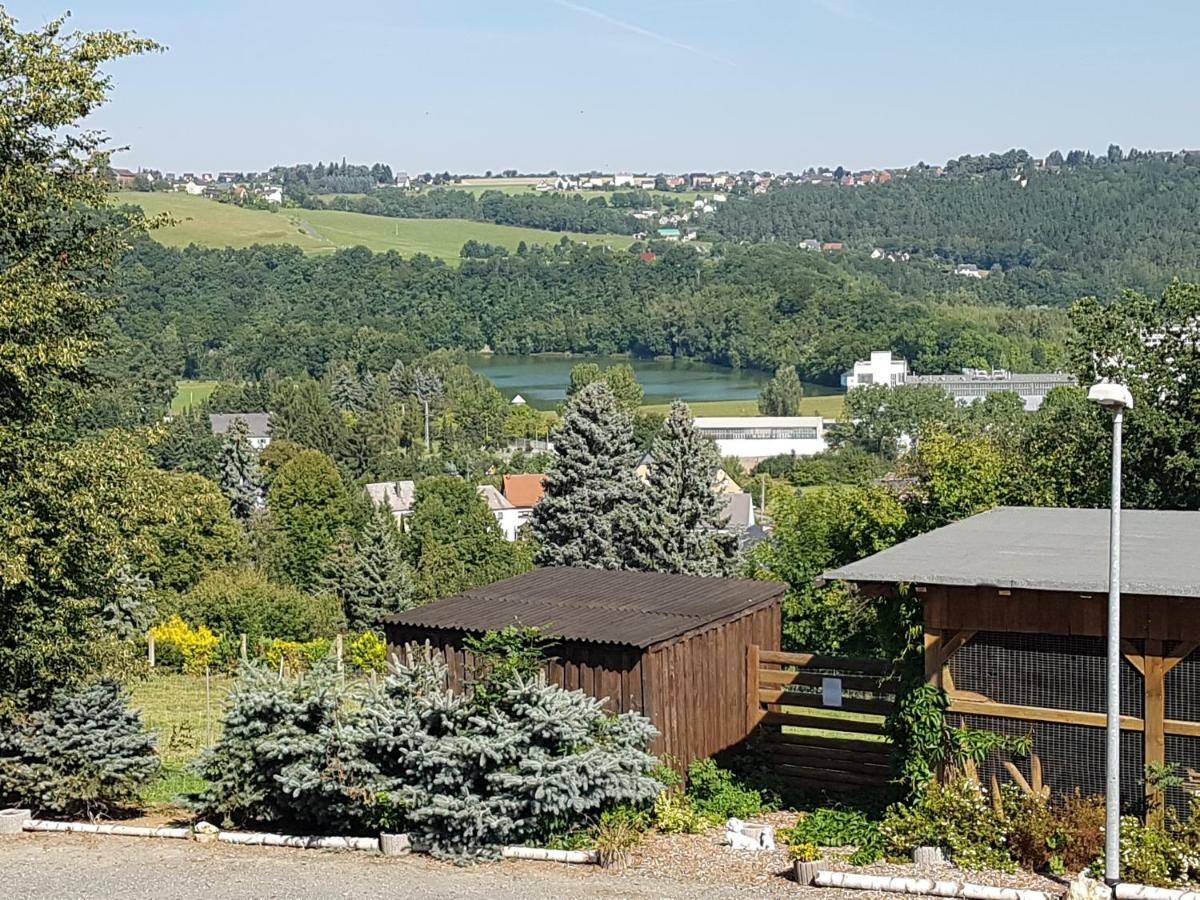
<box><xmin>907</xmin><ymin>372</ymin><xmax>1076</xmax><ymax>387</ymax></box>
<box><xmin>365</xmin><ymin>480</ymin><xmax>416</xmax><ymax>514</ymax></box>
<box><xmin>502</xmin><ymin>473</ymin><xmax>546</xmax><ymax>508</ymax></box>
<box><xmin>823</xmin><ymin>506</ymin><xmax>1200</xmax><ymax>598</ymax></box>
<box><xmin>208</xmin><ymin>413</ymin><xmax>271</xmax><ymax>439</ymax></box>
<box><xmin>383</xmin><ymin>567</ymin><xmax>786</xmax><ymax>648</ymax></box>
<box><xmin>476</xmin><ymin>484</ymin><xmax>513</xmax><ymax>511</ymax></box>
<box><xmin>718</xmin><ymin>492</ymin><xmax>754</xmax><ymax>530</ymax></box>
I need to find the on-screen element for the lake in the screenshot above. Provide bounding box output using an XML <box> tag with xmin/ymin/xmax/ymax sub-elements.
<box><xmin>468</xmin><ymin>354</ymin><xmax>839</xmax><ymax>410</ymax></box>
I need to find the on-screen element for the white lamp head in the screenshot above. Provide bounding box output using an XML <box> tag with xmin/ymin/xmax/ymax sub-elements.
<box><xmin>1087</xmin><ymin>381</ymin><xmax>1134</xmax><ymax>411</ymax></box>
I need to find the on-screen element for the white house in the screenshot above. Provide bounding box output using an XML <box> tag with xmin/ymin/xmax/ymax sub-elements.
<box><xmin>209</xmin><ymin>413</ymin><xmax>272</xmax><ymax>449</ymax></box>
<box><xmin>693</xmin><ymin>416</ymin><xmax>827</xmax><ymax>465</ymax></box>
<box><xmin>366</xmin><ymin>480</ymin><xmax>417</xmax><ymax>523</ymax></box>
<box><xmin>842</xmin><ymin>350</ymin><xmax>909</xmax><ymax>389</ymax></box>
<box><xmin>395</xmin><ymin>172</ymin><xmax>412</xmax><ymax>188</ymax></box>
<box><xmin>183</xmin><ymin>180</ymin><xmax>205</xmax><ymax>196</ymax></box>
<box><xmin>476</xmin><ymin>484</ymin><xmax>525</xmax><ymax>541</ymax></box>
<box><xmin>260</xmin><ymin>185</ymin><xmax>283</xmax><ymax>204</ymax></box>
<box><xmin>954</xmin><ymin>263</ymin><xmax>984</xmax><ymax>278</ymax></box>
<box><xmin>613</xmin><ymin>172</ymin><xmax>635</xmax><ymax>187</ymax></box>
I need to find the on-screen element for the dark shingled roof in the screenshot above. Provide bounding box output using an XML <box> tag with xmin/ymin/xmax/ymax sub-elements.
<box><xmin>823</xmin><ymin>506</ymin><xmax>1200</xmax><ymax>598</ymax></box>
<box><xmin>383</xmin><ymin>567</ymin><xmax>786</xmax><ymax>648</ymax></box>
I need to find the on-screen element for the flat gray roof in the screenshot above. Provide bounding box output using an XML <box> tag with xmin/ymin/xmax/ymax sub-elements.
<box><xmin>823</xmin><ymin>507</ymin><xmax>1200</xmax><ymax>598</ymax></box>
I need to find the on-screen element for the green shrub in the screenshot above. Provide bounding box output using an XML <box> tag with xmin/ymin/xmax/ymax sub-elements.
<box><xmin>880</xmin><ymin>777</ymin><xmax>1015</xmax><ymax>872</ymax></box>
<box><xmin>1114</xmin><ymin>815</ymin><xmax>1195</xmax><ymax>887</ymax></box>
<box><xmin>0</xmin><ymin>682</ymin><xmax>159</xmax><ymax>819</ymax></box>
<box><xmin>653</xmin><ymin>791</ymin><xmax>708</xmax><ymax>834</ymax></box>
<box><xmin>596</xmin><ymin>806</ymin><xmax>644</xmax><ymax>869</ymax></box>
<box><xmin>176</xmin><ymin>567</ymin><xmax>344</xmax><ymax>646</ymax></box>
<box><xmin>1004</xmin><ymin>788</ymin><xmax>1104</xmax><ymax>876</ymax></box>
<box><xmin>685</xmin><ymin>758</ymin><xmax>775</xmax><ymax>821</ymax></box>
<box><xmin>783</xmin><ymin>807</ymin><xmax>883</xmax><ymax>860</ymax></box>
<box><xmin>262</xmin><ymin>638</ymin><xmax>333</xmax><ymax>674</ymax></box>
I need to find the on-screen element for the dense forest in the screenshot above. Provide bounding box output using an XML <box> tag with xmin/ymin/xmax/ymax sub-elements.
<box><xmin>711</xmin><ymin>153</ymin><xmax>1200</xmax><ymax>306</ymax></box>
<box><xmin>107</xmin><ymin>238</ymin><xmax>1068</xmax><ymax>392</ymax></box>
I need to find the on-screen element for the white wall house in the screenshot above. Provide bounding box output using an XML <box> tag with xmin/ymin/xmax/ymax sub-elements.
<box><xmin>694</xmin><ymin>416</ymin><xmax>827</xmax><ymax>465</ymax></box>
<box><xmin>842</xmin><ymin>350</ymin><xmax>909</xmax><ymax>389</ymax></box>
<box><xmin>261</xmin><ymin>185</ymin><xmax>283</xmax><ymax>204</ymax></box>
<box><xmin>209</xmin><ymin>413</ymin><xmax>272</xmax><ymax>449</ymax></box>
<box><xmin>476</xmin><ymin>485</ymin><xmax>527</xmax><ymax>541</ymax></box>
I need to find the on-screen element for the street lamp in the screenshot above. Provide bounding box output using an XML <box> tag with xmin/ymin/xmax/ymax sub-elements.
<box><xmin>1088</xmin><ymin>381</ymin><xmax>1134</xmax><ymax>884</ymax></box>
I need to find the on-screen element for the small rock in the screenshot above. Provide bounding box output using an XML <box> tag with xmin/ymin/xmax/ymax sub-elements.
<box><xmin>1068</xmin><ymin>872</ymin><xmax>1112</xmax><ymax>900</ymax></box>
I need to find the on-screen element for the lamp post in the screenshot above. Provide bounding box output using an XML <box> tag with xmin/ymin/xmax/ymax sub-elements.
<box><xmin>1088</xmin><ymin>381</ymin><xmax>1134</xmax><ymax>884</ymax></box>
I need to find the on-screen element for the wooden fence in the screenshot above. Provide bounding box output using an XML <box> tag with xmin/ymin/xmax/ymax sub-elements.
<box><xmin>746</xmin><ymin>645</ymin><xmax>896</xmax><ymax>795</ymax></box>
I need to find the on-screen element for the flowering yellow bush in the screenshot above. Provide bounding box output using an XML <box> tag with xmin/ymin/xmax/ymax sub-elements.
<box><xmin>347</xmin><ymin>631</ymin><xmax>388</xmax><ymax>673</ymax></box>
<box><xmin>149</xmin><ymin>616</ymin><xmax>218</xmax><ymax>673</ymax></box>
<box><xmin>263</xmin><ymin>638</ymin><xmax>331</xmax><ymax>674</ymax></box>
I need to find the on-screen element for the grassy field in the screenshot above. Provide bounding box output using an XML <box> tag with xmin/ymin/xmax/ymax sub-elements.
<box><xmin>298</xmin><ymin>207</ymin><xmax>633</xmax><ymax>257</ymax></box>
<box><xmin>122</xmin><ymin>192</ymin><xmax>633</xmax><ymax>260</ymax></box>
<box><xmin>170</xmin><ymin>379</ymin><xmax>219</xmax><ymax>414</ymax></box>
<box><xmin>127</xmin><ymin>192</ymin><xmax>330</xmax><ymax>252</ymax></box>
<box><xmin>640</xmin><ymin>395</ymin><xmax>845</xmax><ymax>418</ymax></box>
<box><xmin>129</xmin><ymin>673</ymin><xmax>233</xmax><ymax>808</ymax></box>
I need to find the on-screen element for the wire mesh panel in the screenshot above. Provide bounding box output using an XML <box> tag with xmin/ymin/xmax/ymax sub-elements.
<box><xmin>948</xmin><ymin>631</ymin><xmax>1144</xmax><ymax>809</ymax></box>
<box><xmin>958</xmin><ymin>713</ymin><xmax>1144</xmax><ymax>809</ymax></box>
<box><xmin>1166</xmin><ymin>649</ymin><xmax>1200</xmax><ymax>722</ymax></box>
<box><xmin>950</xmin><ymin>632</ymin><xmax>1143</xmax><ymax>718</ymax></box>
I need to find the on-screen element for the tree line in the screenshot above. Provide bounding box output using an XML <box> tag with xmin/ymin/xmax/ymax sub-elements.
<box><xmin>709</xmin><ymin>154</ymin><xmax>1200</xmax><ymax>307</ymax></box>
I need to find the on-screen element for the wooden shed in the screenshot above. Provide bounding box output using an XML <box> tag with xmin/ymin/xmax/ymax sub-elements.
<box><xmin>383</xmin><ymin>567</ymin><xmax>785</xmax><ymax>766</ymax></box>
<box><xmin>825</xmin><ymin>506</ymin><xmax>1200</xmax><ymax>811</ymax></box>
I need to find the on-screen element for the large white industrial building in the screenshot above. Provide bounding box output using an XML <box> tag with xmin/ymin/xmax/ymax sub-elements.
<box><xmin>694</xmin><ymin>416</ymin><xmax>828</xmax><ymax>466</ymax></box>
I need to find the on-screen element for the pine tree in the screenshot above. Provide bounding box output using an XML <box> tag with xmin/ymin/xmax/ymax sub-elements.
<box><xmin>218</xmin><ymin>418</ymin><xmax>261</xmax><ymax>519</ymax></box>
<box><xmin>188</xmin><ymin>664</ymin><xmax>361</xmax><ymax>830</ymax></box>
<box><xmin>0</xmin><ymin>682</ymin><xmax>159</xmax><ymax>819</ymax></box>
<box><xmin>354</xmin><ymin>647</ymin><xmax>661</xmax><ymax>859</ymax></box>
<box><xmin>325</xmin><ymin>504</ymin><xmax>415</xmax><ymax>631</ymax></box>
<box><xmin>632</xmin><ymin>401</ymin><xmax>738</xmax><ymax>576</ymax></box>
<box><xmin>329</xmin><ymin>363</ymin><xmax>367</xmax><ymax>415</ymax></box>
<box><xmin>102</xmin><ymin>565</ymin><xmax>154</xmax><ymax>639</ymax></box>
<box><xmin>758</xmin><ymin>365</ymin><xmax>805</xmax><ymax>416</ymax></box>
<box><xmin>532</xmin><ymin>382</ymin><xmax>644</xmax><ymax>569</ymax></box>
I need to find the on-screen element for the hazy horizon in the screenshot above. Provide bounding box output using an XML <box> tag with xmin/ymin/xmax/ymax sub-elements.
<box><xmin>9</xmin><ymin>0</ymin><xmax>1200</xmax><ymax>174</ymax></box>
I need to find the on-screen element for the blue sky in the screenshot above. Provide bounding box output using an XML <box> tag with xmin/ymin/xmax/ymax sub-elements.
<box><xmin>11</xmin><ymin>1</ymin><xmax>1200</xmax><ymax>173</ymax></box>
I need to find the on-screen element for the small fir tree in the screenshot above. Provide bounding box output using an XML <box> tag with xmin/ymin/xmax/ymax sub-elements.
<box><xmin>0</xmin><ymin>682</ymin><xmax>159</xmax><ymax>819</ymax></box>
<box><xmin>218</xmin><ymin>418</ymin><xmax>261</xmax><ymax>519</ymax></box>
<box><xmin>102</xmin><ymin>564</ymin><xmax>154</xmax><ymax>639</ymax></box>
<box><xmin>532</xmin><ymin>382</ymin><xmax>644</xmax><ymax>569</ymax></box>
<box><xmin>329</xmin><ymin>363</ymin><xmax>367</xmax><ymax>415</ymax></box>
<box><xmin>325</xmin><ymin>504</ymin><xmax>415</xmax><ymax>631</ymax></box>
<box><xmin>410</xmin><ymin>366</ymin><xmax>444</xmax><ymax>451</ymax></box>
<box><xmin>633</xmin><ymin>401</ymin><xmax>738</xmax><ymax>576</ymax></box>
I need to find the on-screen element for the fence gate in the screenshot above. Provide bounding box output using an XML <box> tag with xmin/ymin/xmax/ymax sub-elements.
<box><xmin>746</xmin><ymin>645</ymin><xmax>895</xmax><ymax>795</ymax></box>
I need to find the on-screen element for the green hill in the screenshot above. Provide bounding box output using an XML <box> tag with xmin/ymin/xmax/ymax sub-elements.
<box><xmin>119</xmin><ymin>192</ymin><xmax>634</xmax><ymax>261</ymax></box>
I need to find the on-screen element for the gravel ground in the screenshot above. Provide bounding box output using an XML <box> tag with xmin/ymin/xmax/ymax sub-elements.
<box><xmin>0</xmin><ymin>827</ymin><xmax>1067</xmax><ymax>899</ymax></box>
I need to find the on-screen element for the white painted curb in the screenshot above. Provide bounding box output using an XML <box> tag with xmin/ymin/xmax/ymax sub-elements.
<box><xmin>813</xmin><ymin>869</ymin><xmax>1053</xmax><ymax>900</ymax></box>
<box><xmin>1115</xmin><ymin>884</ymin><xmax>1200</xmax><ymax>900</ymax></box>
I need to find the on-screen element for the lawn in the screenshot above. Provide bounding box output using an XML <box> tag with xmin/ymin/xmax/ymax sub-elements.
<box><xmin>639</xmin><ymin>395</ymin><xmax>845</xmax><ymax>418</ymax></box>
<box><xmin>128</xmin><ymin>672</ymin><xmax>233</xmax><ymax>809</ymax></box>
<box><xmin>122</xmin><ymin>192</ymin><xmax>331</xmax><ymax>252</ymax></box>
<box><xmin>170</xmin><ymin>379</ymin><xmax>219</xmax><ymax>414</ymax></box>
<box><xmin>298</xmin><ymin>207</ymin><xmax>634</xmax><ymax>258</ymax></box>
<box><xmin>120</xmin><ymin>192</ymin><xmax>633</xmax><ymax>261</ymax></box>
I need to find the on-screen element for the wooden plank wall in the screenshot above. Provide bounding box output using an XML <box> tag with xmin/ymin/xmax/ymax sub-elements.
<box><xmin>747</xmin><ymin>646</ymin><xmax>895</xmax><ymax>796</ymax></box>
<box><xmin>387</xmin><ymin>600</ymin><xmax>783</xmax><ymax>770</ymax></box>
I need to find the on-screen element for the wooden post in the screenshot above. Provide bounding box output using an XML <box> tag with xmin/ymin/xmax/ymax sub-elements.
<box><xmin>147</xmin><ymin>632</ymin><xmax>155</xmax><ymax>669</ymax></box>
<box><xmin>746</xmin><ymin>643</ymin><xmax>761</xmax><ymax>733</ymax></box>
<box><xmin>923</xmin><ymin>630</ymin><xmax>942</xmax><ymax>688</ymax></box>
<box><xmin>1144</xmin><ymin>639</ymin><xmax>1166</xmax><ymax>820</ymax></box>
<box><xmin>335</xmin><ymin>634</ymin><xmax>344</xmax><ymax>675</ymax></box>
<box><xmin>239</xmin><ymin>633</ymin><xmax>248</xmax><ymax>663</ymax></box>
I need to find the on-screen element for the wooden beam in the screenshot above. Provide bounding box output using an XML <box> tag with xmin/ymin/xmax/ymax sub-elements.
<box><xmin>1164</xmin><ymin>719</ymin><xmax>1200</xmax><ymax>738</ymax></box>
<box><xmin>924</xmin><ymin>630</ymin><xmax>942</xmax><ymax>687</ymax></box>
<box><xmin>1144</xmin><ymin>639</ymin><xmax>1166</xmax><ymax>817</ymax></box>
<box><xmin>757</xmin><ymin>649</ymin><xmax>892</xmax><ymax>674</ymax></box>
<box><xmin>757</xmin><ymin>669</ymin><xmax>895</xmax><ymax>692</ymax></box>
<box><xmin>759</xmin><ymin>710</ymin><xmax>887</xmax><ymax>735</ymax></box>
<box><xmin>1164</xmin><ymin>641</ymin><xmax>1199</xmax><ymax>675</ymax></box>
<box><xmin>1122</xmin><ymin>639</ymin><xmax>1146</xmax><ymax>676</ymax></box>
<box><xmin>746</xmin><ymin>643</ymin><xmax>762</xmax><ymax>733</ymax></box>
<box><xmin>946</xmin><ymin>695</ymin><xmax>1145</xmax><ymax>732</ymax></box>
<box><xmin>757</xmin><ymin>688</ymin><xmax>893</xmax><ymax>716</ymax></box>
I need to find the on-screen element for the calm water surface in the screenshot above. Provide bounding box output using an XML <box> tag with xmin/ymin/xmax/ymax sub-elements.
<box><xmin>468</xmin><ymin>354</ymin><xmax>838</xmax><ymax>409</ymax></box>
